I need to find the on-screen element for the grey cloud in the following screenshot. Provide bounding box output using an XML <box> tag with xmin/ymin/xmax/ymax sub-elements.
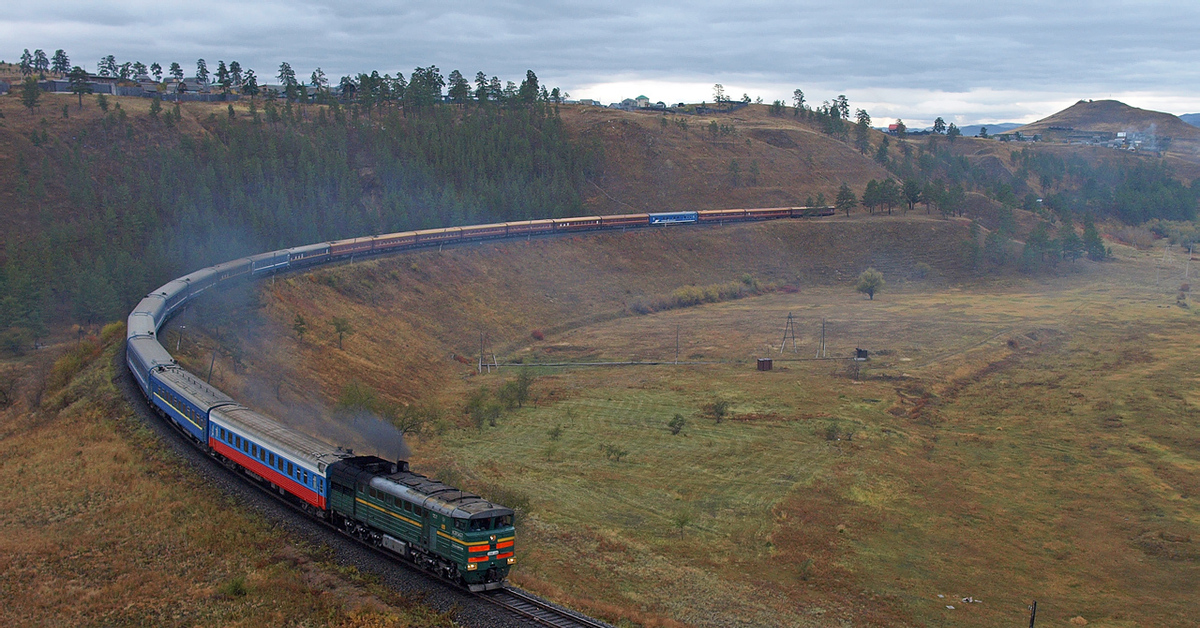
<box><xmin>4</xmin><ymin>0</ymin><xmax>1198</xmax><ymax>123</ymax></box>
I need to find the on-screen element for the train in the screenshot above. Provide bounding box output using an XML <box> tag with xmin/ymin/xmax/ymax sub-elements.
<box><xmin>124</xmin><ymin>205</ymin><xmax>835</xmax><ymax>591</ymax></box>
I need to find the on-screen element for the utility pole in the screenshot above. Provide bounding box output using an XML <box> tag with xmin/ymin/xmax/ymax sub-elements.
<box><xmin>779</xmin><ymin>312</ymin><xmax>798</xmax><ymax>354</ymax></box>
<box><xmin>816</xmin><ymin>318</ymin><xmax>827</xmax><ymax>358</ymax></box>
<box><xmin>675</xmin><ymin>324</ymin><xmax>680</xmax><ymax>364</ymax></box>
<box><xmin>1028</xmin><ymin>600</ymin><xmax>1038</xmax><ymax>628</ymax></box>
<box><xmin>176</xmin><ymin>325</ymin><xmax>186</xmax><ymax>351</ymax></box>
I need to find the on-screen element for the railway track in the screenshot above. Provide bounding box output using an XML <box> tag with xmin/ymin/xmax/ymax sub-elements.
<box><xmin>482</xmin><ymin>587</ymin><xmax>614</xmax><ymax>628</ymax></box>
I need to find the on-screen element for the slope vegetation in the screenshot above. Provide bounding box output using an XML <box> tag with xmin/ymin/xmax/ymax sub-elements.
<box><xmin>170</xmin><ymin>219</ymin><xmax>1200</xmax><ymax>628</ymax></box>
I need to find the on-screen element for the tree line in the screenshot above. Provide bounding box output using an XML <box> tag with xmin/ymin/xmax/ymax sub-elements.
<box><xmin>0</xmin><ymin>68</ymin><xmax>600</xmax><ymax>353</ymax></box>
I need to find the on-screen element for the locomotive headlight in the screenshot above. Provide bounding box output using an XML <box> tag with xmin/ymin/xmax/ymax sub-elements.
<box><xmin>507</xmin><ymin>557</ymin><xmax>516</xmax><ymax>565</ymax></box>
<box><xmin>467</xmin><ymin>563</ymin><xmax>478</xmax><ymax>571</ymax></box>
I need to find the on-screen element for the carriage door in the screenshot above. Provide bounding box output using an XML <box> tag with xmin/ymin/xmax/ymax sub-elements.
<box><xmin>428</xmin><ymin>514</ymin><xmax>438</xmax><ymax>551</ymax></box>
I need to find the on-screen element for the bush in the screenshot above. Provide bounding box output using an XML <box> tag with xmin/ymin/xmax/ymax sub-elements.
<box><xmin>219</xmin><ymin>576</ymin><xmax>248</xmax><ymax>597</ymax></box>
<box><xmin>1108</xmin><ymin>225</ymin><xmax>1156</xmax><ymax>249</ymax></box>
<box><xmin>703</xmin><ymin>399</ymin><xmax>731</xmax><ymax>423</ymax></box>
<box><xmin>600</xmin><ymin>443</ymin><xmax>628</xmax><ymax>462</ymax></box>
<box><xmin>913</xmin><ymin>262</ymin><xmax>932</xmax><ymax>279</ymax></box>
<box><xmin>668</xmin><ymin>414</ymin><xmax>686</xmax><ymax>435</ymax></box>
<box><xmin>337</xmin><ymin>379</ymin><xmax>378</xmax><ymax>412</ymax></box>
<box><xmin>531</xmin><ymin>329</ymin><xmax>544</xmax><ymax>341</ymax></box>
<box><xmin>1146</xmin><ymin>219</ymin><xmax>1200</xmax><ymax>248</ymax></box>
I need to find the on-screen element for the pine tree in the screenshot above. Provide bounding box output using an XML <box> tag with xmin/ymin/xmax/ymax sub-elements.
<box><xmin>1082</xmin><ymin>215</ymin><xmax>1106</xmax><ymax>261</ymax></box>
<box><xmin>196</xmin><ymin>58</ymin><xmax>209</xmax><ymax>85</ymax></box>
<box><xmin>19</xmin><ymin>49</ymin><xmax>34</xmax><ymax>76</ymax></box>
<box><xmin>836</xmin><ymin>183</ymin><xmax>858</xmax><ymax>216</ymax></box>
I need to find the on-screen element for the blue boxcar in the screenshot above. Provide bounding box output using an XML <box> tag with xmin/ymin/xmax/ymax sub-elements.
<box><xmin>648</xmin><ymin>211</ymin><xmax>699</xmax><ymax>225</ymax></box>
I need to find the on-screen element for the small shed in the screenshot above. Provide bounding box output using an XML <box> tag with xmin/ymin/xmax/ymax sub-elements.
<box><xmin>757</xmin><ymin>358</ymin><xmax>773</xmax><ymax>371</ymax></box>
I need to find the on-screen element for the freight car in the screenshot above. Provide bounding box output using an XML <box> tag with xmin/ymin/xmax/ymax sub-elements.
<box><xmin>124</xmin><ymin>204</ymin><xmax>833</xmax><ymax>591</ymax></box>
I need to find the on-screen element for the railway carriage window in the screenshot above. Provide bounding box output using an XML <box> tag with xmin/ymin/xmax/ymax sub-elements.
<box><xmin>287</xmin><ymin>462</ymin><xmax>294</xmax><ymax>476</ymax></box>
<box><xmin>303</xmin><ymin>470</ymin><xmax>309</xmax><ymax>484</ymax></box>
<box><xmin>259</xmin><ymin>449</ymin><xmax>266</xmax><ymax>462</ymax></box>
<box><xmin>251</xmin><ymin>444</ymin><xmax>257</xmax><ymax>457</ymax></box>
<box><xmin>269</xmin><ymin>453</ymin><xmax>275</xmax><ymax>466</ymax></box>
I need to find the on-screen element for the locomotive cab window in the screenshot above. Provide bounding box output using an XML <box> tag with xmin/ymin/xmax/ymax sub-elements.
<box><xmin>470</xmin><ymin>518</ymin><xmax>491</xmax><ymax>531</ymax></box>
<box><xmin>497</xmin><ymin>514</ymin><xmax>513</xmax><ymax>527</ymax></box>
<box><xmin>454</xmin><ymin>519</ymin><xmax>467</xmax><ymax>531</ymax></box>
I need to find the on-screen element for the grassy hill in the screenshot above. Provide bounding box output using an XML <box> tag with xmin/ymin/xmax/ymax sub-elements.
<box><xmin>166</xmin><ymin>219</ymin><xmax>1200</xmax><ymax>628</ymax></box>
<box><xmin>1015</xmin><ymin>99</ymin><xmax>1200</xmax><ymax>163</ymax></box>
<box><xmin>558</xmin><ymin>105</ymin><xmax>891</xmax><ymax>213</ymax></box>
<box><xmin>2</xmin><ymin>85</ymin><xmax>1198</xmax><ymax>627</ymax></box>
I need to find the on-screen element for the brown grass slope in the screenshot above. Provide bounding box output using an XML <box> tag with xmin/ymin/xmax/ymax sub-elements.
<box><xmin>173</xmin><ymin>220</ymin><xmax>1200</xmax><ymax>628</ymax></box>
<box><xmin>1015</xmin><ymin>99</ymin><xmax>1200</xmax><ymax>164</ymax></box>
<box><xmin>0</xmin><ymin>326</ymin><xmax>454</xmax><ymax>627</ymax></box>
<box><xmin>171</xmin><ymin>217</ymin><xmax>976</xmax><ymax>419</ymax></box>
<box><xmin>559</xmin><ymin>104</ymin><xmax>892</xmax><ymax>213</ymax></box>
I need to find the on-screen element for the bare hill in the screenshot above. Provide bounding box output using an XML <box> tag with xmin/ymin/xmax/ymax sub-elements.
<box><xmin>1014</xmin><ymin>99</ymin><xmax>1200</xmax><ymax>163</ymax></box>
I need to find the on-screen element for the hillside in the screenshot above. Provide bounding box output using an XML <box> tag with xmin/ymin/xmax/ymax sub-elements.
<box><xmin>558</xmin><ymin>105</ymin><xmax>891</xmax><ymax>213</ymax></box>
<box><xmin>165</xmin><ymin>219</ymin><xmax>1200</xmax><ymax>628</ymax></box>
<box><xmin>1</xmin><ymin>92</ymin><xmax>1196</xmax><ymax>352</ymax></box>
<box><xmin>1014</xmin><ymin>99</ymin><xmax>1200</xmax><ymax>162</ymax></box>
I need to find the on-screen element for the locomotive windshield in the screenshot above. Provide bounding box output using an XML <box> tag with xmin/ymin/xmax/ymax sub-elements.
<box><xmin>466</xmin><ymin>514</ymin><xmax>514</xmax><ymax>531</ymax></box>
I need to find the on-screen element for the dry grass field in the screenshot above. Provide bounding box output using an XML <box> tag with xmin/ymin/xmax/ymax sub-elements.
<box><xmin>0</xmin><ymin>326</ymin><xmax>454</xmax><ymax>627</ymax></box>
<box><xmin>167</xmin><ymin>216</ymin><xmax>1199</xmax><ymax>627</ymax></box>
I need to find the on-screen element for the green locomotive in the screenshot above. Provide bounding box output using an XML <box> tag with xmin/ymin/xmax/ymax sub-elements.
<box><xmin>327</xmin><ymin>456</ymin><xmax>515</xmax><ymax>591</ymax></box>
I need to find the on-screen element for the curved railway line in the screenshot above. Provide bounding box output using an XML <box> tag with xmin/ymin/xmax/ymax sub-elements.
<box><xmin>122</xmin><ymin>206</ymin><xmax>833</xmax><ymax>625</ymax></box>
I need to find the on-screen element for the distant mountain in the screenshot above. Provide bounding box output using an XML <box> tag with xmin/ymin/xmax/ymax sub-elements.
<box><xmin>1014</xmin><ymin>100</ymin><xmax>1200</xmax><ymax>138</ymax></box>
<box><xmin>1181</xmin><ymin>113</ymin><xmax>1200</xmax><ymax>127</ymax></box>
<box><xmin>957</xmin><ymin>123</ymin><xmax>1021</xmax><ymax>138</ymax></box>
<box><xmin>1012</xmin><ymin>100</ymin><xmax>1200</xmax><ymax>162</ymax></box>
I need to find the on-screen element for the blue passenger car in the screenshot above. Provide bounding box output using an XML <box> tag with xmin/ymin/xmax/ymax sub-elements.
<box><xmin>147</xmin><ymin>366</ymin><xmax>238</xmax><ymax>442</ymax></box>
<box><xmin>648</xmin><ymin>211</ymin><xmax>699</xmax><ymax>225</ymax></box>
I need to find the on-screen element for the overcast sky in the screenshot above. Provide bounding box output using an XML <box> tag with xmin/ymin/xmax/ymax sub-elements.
<box><xmin>5</xmin><ymin>1</ymin><xmax>1199</xmax><ymax>127</ymax></box>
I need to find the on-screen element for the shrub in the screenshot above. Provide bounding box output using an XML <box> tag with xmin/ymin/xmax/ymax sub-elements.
<box><xmin>600</xmin><ymin>443</ymin><xmax>628</xmax><ymax>462</ymax></box>
<box><xmin>703</xmin><ymin>399</ymin><xmax>731</xmax><ymax>423</ymax></box>
<box><xmin>219</xmin><ymin>576</ymin><xmax>248</xmax><ymax>597</ymax></box>
<box><xmin>668</xmin><ymin>414</ymin><xmax>686</xmax><ymax>435</ymax></box>
<box><xmin>913</xmin><ymin>262</ymin><xmax>932</xmax><ymax>279</ymax></box>
<box><xmin>337</xmin><ymin>379</ymin><xmax>378</xmax><ymax>412</ymax></box>
<box><xmin>1108</xmin><ymin>225</ymin><xmax>1155</xmax><ymax>249</ymax></box>
<box><xmin>531</xmin><ymin>329</ymin><xmax>544</xmax><ymax>341</ymax></box>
